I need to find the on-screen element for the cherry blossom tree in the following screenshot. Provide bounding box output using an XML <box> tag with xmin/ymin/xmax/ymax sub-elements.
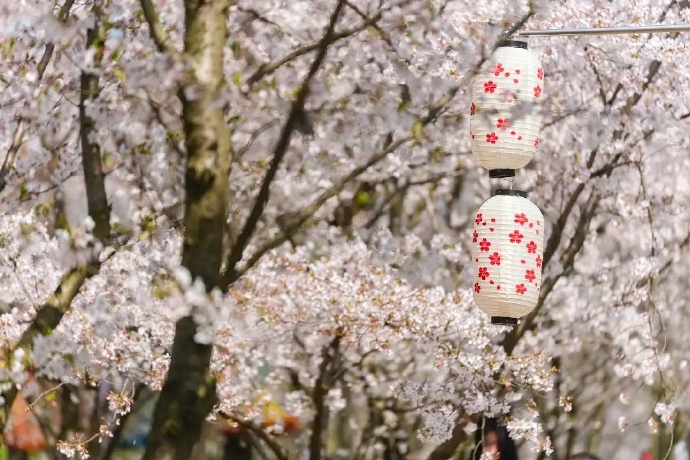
<box><xmin>2</xmin><ymin>0</ymin><xmax>690</xmax><ymax>459</ymax></box>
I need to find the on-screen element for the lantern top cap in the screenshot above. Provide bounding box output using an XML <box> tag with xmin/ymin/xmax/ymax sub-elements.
<box><xmin>497</xmin><ymin>40</ymin><xmax>528</xmax><ymax>49</ymax></box>
<box><xmin>495</xmin><ymin>188</ymin><xmax>527</xmax><ymax>198</ymax></box>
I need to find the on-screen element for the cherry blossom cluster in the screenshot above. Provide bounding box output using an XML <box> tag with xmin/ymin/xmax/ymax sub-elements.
<box><xmin>2</xmin><ymin>0</ymin><xmax>690</xmax><ymax>458</ymax></box>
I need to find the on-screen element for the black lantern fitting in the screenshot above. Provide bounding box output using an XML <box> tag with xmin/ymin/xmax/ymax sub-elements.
<box><xmin>491</xmin><ymin>316</ymin><xmax>519</xmax><ymax>326</ymax></box>
<box><xmin>489</xmin><ymin>169</ymin><xmax>516</xmax><ymax>179</ymax></box>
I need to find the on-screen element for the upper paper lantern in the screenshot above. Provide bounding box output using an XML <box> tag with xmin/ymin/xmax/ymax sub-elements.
<box><xmin>471</xmin><ymin>189</ymin><xmax>544</xmax><ymax>325</ymax></box>
<box><xmin>470</xmin><ymin>40</ymin><xmax>544</xmax><ymax>178</ymax></box>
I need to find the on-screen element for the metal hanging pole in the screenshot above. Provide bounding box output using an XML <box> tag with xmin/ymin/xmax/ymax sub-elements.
<box><xmin>516</xmin><ymin>24</ymin><xmax>690</xmax><ymax>37</ymax></box>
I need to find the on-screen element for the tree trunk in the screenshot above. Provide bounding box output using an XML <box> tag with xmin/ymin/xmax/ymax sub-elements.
<box><xmin>141</xmin><ymin>0</ymin><xmax>232</xmax><ymax>458</ymax></box>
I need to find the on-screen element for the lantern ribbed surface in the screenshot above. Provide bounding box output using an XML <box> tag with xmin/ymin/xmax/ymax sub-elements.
<box><xmin>470</xmin><ymin>42</ymin><xmax>544</xmax><ymax>172</ymax></box>
<box><xmin>471</xmin><ymin>190</ymin><xmax>544</xmax><ymax>322</ymax></box>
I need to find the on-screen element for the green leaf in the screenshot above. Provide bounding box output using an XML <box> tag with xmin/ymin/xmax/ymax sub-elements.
<box><xmin>397</xmin><ymin>100</ymin><xmax>411</xmax><ymax>112</ymax></box>
<box><xmin>114</xmin><ymin>68</ymin><xmax>126</xmax><ymax>83</ymax></box>
<box><xmin>109</xmin><ymin>47</ymin><xmax>123</xmax><ymax>61</ymax></box>
<box><xmin>354</xmin><ymin>191</ymin><xmax>372</xmax><ymax>207</ymax></box>
<box><xmin>412</xmin><ymin>118</ymin><xmax>424</xmax><ymax>140</ymax></box>
<box><xmin>232</xmin><ymin>71</ymin><xmax>242</xmax><ymax>86</ymax></box>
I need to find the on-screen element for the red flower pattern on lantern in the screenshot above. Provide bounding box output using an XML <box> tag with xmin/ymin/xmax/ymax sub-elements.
<box><xmin>536</xmin><ymin>255</ymin><xmax>542</xmax><ymax>268</ymax></box>
<box><xmin>472</xmin><ymin>231</ymin><xmax>478</xmax><ymax>243</ymax></box>
<box><xmin>475</xmin><ymin>213</ymin><xmax>483</xmax><ymax>225</ymax></box>
<box><xmin>525</xmin><ymin>269</ymin><xmax>536</xmax><ymax>282</ymax></box>
<box><xmin>509</xmin><ymin>230</ymin><xmax>523</xmax><ymax>243</ymax></box>
<box><xmin>516</xmin><ymin>284</ymin><xmax>527</xmax><ymax>295</ymax></box>
<box><xmin>494</xmin><ymin>63</ymin><xmax>504</xmax><ymax>76</ymax></box>
<box><xmin>534</xmin><ymin>85</ymin><xmax>542</xmax><ymax>98</ymax></box>
<box><xmin>537</xmin><ymin>67</ymin><xmax>544</xmax><ymax>79</ymax></box>
<box><xmin>478</xmin><ymin>267</ymin><xmax>490</xmax><ymax>280</ymax></box>
<box><xmin>484</xmin><ymin>81</ymin><xmax>497</xmax><ymax>93</ymax></box>
<box><xmin>474</xmin><ymin>282</ymin><xmax>481</xmax><ymax>293</ymax></box>
<box><xmin>479</xmin><ymin>239</ymin><xmax>491</xmax><ymax>252</ymax></box>
<box><xmin>489</xmin><ymin>252</ymin><xmax>501</xmax><ymax>265</ymax></box>
<box><xmin>471</xmin><ymin>102</ymin><xmax>476</xmax><ymax>115</ymax></box>
<box><xmin>526</xmin><ymin>241</ymin><xmax>537</xmax><ymax>253</ymax></box>
<box><xmin>496</xmin><ymin>118</ymin><xmax>510</xmax><ymax>130</ymax></box>
<box><xmin>486</xmin><ymin>132</ymin><xmax>498</xmax><ymax>144</ymax></box>
<box><xmin>514</xmin><ymin>213</ymin><xmax>528</xmax><ymax>225</ymax></box>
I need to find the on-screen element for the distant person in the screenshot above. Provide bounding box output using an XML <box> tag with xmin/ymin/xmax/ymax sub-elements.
<box><xmin>473</xmin><ymin>418</ymin><xmax>519</xmax><ymax>460</ymax></box>
<box><xmin>570</xmin><ymin>454</ymin><xmax>602</xmax><ymax>460</ymax></box>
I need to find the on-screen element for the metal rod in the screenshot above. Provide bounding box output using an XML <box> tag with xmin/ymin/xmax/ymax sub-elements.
<box><xmin>516</xmin><ymin>24</ymin><xmax>690</xmax><ymax>37</ymax></box>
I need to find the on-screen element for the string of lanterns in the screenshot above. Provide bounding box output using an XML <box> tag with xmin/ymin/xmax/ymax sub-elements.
<box><xmin>470</xmin><ymin>40</ymin><xmax>545</xmax><ymax>326</ymax></box>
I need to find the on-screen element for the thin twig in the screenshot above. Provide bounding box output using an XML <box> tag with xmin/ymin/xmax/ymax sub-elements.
<box><xmin>246</xmin><ymin>11</ymin><xmax>382</xmax><ymax>86</ymax></box>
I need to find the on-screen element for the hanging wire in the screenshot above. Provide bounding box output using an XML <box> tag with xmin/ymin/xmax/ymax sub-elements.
<box><xmin>516</xmin><ymin>24</ymin><xmax>690</xmax><ymax>37</ymax></box>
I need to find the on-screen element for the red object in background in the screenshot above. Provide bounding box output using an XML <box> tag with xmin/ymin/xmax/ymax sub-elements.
<box><xmin>640</xmin><ymin>452</ymin><xmax>653</xmax><ymax>460</ymax></box>
<box><xmin>3</xmin><ymin>394</ymin><xmax>47</xmax><ymax>452</ymax></box>
<box><xmin>220</xmin><ymin>401</ymin><xmax>302</xmax><ymax>436</ymax></box>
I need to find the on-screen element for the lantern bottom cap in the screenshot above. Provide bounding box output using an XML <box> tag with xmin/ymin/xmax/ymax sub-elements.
<box><xmin>489</xmin><ymin>169</ymin><xmax>516</xmax><ymax>179</ymax></box>
<box><xmin>491</xmin><ymin>316</ymin><xmax>519</xmax><ymax>326</ymax></box>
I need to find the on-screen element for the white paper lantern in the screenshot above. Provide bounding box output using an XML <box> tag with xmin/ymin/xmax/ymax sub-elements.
<box><xmin>470</xmin><ymin>40</ymin><xmax>544</xmax><ymax>178</ymax></box>
<box><xmin>471</xmin><ymin>189</ymin><xmax>544</xmax><ymax>325</ymax></box>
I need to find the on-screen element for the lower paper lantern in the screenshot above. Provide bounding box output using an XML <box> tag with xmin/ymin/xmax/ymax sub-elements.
<box><xmin>471</xmin><ymin>189</ymin><xmax>544</xmax><ymax>325</ymax></box>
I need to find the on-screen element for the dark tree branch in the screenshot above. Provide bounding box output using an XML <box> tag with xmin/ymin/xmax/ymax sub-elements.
<box><xmin>310</xmin><ymin>334</ymin><xmax>342</xmax><ymax>460</ymax></box>
<box><xmin>79</xmin><ymin>0</ymin><xmax>112</xmax><ymax>240</ymax></box>
<box><xmin>541</xmin><ymin>146</ymin><xmax>600</xmax><ymax>267</ymax></box>
<box><xmin>222</xmin><ymin>0</ymin><xmax>348</xmax><ymax>287</ymax></box>
<box><xmin>140</xmin><ymin>0</ymin><xmax>177</xmax><ymax>54</ymax></box>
